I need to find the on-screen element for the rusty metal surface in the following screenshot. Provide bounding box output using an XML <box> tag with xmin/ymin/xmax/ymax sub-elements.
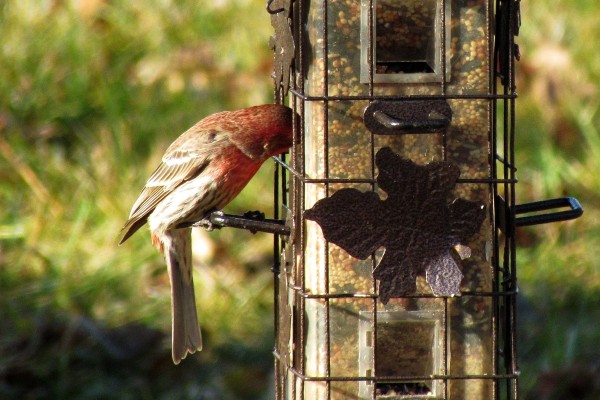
<box><xmin>268</xmin><ymin>0</ymin><xmax>294</xmax><ymax>100</ymax></box>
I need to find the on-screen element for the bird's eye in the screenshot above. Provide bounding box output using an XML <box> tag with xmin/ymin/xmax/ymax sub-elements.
<box><xmin>207</xmin><ymin>130</ymin><xmax>218</xmax><ymax>142</ymax></box>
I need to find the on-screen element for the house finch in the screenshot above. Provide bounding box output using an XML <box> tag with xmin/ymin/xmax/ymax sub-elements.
<box><xmin>119</xmin><ymin>104</ymin><xmax>293</xmax><ymax>364</ymax></box>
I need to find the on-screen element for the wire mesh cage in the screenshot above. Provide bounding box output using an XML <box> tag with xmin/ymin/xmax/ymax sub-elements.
<box><xmin>265</xmin><ymin>0</ymin><xmax>581</xmax><ymax>399</ymax></box>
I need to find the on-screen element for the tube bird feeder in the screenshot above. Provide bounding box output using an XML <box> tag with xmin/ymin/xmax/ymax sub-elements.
<box><xmin>266</xmin><ymin>1</ymin><xmax>583</xmax><ymax>399</ymax></box>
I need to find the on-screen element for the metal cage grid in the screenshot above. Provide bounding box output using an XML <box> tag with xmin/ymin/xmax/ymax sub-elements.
<box><xmin>272</xmin><ymin>0</ymin><xmax>520</xmax><ymax>399</ymax></box>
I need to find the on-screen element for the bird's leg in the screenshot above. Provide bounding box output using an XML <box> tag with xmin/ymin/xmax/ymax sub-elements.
<box><xmin>151</xmin><ymin>232</ymin><xmax>165</xmax><ymax>253</ymax></box>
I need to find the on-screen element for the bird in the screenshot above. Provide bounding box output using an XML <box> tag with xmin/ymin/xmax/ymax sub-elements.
<box><xmin>119</xmin><ymin>104</ymin><xmax>294</xmax><ymax>364</ymax></box>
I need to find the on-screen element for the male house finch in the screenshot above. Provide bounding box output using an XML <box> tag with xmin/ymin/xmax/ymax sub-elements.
<box><xmin>119</xmin><ymin>104</ymin><xmax>293</xmax><ymax>364</ymax></box>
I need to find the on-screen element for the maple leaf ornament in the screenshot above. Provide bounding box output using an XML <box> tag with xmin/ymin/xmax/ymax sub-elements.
<box><xmin>305</xmin><ymin>147</ymin><xmax>486</xmax><ymax>303</ymax></box>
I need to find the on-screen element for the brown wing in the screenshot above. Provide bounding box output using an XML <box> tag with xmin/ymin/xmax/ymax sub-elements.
<box><xmin>119</xmin><ymin>123</ymin><xmax>231</xmax><ymax>244</ymax></box>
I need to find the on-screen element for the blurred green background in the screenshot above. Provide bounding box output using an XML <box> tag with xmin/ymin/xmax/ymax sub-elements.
<box><xmin>0</xmin><ymin>0</ymin><xmax>598</xmax><ymax>399</ymax></box>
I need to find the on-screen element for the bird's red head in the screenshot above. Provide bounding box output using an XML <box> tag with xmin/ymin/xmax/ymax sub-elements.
<box><xmin>228</xmin><ymin>104</ymin><xmax>294</xmax><ymax>161</ymax></box>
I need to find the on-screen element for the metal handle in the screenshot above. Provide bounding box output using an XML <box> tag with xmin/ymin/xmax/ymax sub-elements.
<box><xmin>363</xmin><ymin>100</ymin><xmax>452</xmax><ymax>135</ymax></box>
<box><xmin>515</xmin><ymin>197</ymin><xmax>583</xmax><ymax>227</ymax></box>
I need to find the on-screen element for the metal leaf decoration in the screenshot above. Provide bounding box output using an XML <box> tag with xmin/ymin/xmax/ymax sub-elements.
<box><xmin>305</xmin><ymin>147</ymin><xmax>486</xmax><ymax>303</ymax></box>
<box><xmin>268</xmin><ymin>0</ymin><xmax>294</xmax><ymax>98</ymax></box>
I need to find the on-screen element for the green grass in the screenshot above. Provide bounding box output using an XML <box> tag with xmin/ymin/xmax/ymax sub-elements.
<box><xmin>1</xmin><ymin>0</ymin><xmax>599</xmax><ymax>399</ymax></box>
<box><xmin>0</xmin><ymin>1</ymin><xmax>277</xmax><ymax>399</ymax></box>
<box><xmin>515</xmin><ymin>0</ymin><xmax>600</xmax><ymax>397</ymax></box>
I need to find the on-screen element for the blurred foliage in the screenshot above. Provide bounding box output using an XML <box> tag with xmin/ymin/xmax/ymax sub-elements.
<box><xmin>515</xmin><ymin>0</ymin><xmax>600</xmax><ymax>397</ymax></box>
<box><xmin>0</xmin><ymin>0</ymin><xmax>277</xmax><ymax>399</ymax></box>
<box><xmin>0</xmin><ymin>0</ymin><xmax>599</xmax><ymax>399</ymax></box>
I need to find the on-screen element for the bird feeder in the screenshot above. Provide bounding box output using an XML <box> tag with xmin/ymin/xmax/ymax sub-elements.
<box><xmin>266</xmin><ymin>0</ymin><xmax>583</xmax><ymax>399</ymax></box>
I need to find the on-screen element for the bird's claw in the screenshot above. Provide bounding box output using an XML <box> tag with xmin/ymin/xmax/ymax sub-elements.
<box><xmin>243</xmin><ymin>210</ymin><xmax>266</xmax><ymax>220</ymax></box>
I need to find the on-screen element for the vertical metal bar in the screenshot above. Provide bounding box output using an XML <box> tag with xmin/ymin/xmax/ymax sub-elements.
<box><xmin>441</xmin><ymin>0</ymin><xmax>448</xmax><ymax>165</ymax></box>
<box><xmin>297</xmin><ymin>110</ymin><xmax>304</xmax><ymax>395</ymax></box>
<box><xmin>371</xmin><ymin>297</ymin><xmax>377</xmax><ymax>400</ymax></box>
<box><xmin>507</xmin><ymin>1</ymin><xmax>519</xmax><ymax>397</ymax></box>
<box><xmin>367</xmin><ymin>0</ymin><xmax>374</xmax><ymax>96</ymax></box>
<box><xmin>441</xmin><ymin>1</ymin><xmax>450</xmax><ymax>396</ymax></box>
<box><xmin>367</xmin><ymin>2</ymin><xmax>376</xmax><ymax>398</ymax></box>
<box><xmin>440</xmin><ymin>0</ymin><xmax>447</xmax><ymax>92</ymax></box>
<box><xmin>500</xmin><ymin>3</ymin><xmax>512</xmax><ymax>398</ymax></box>
<box><xmin>321</xmin><ymin>0</ymin><xmax>332</xmax><ymax>397</ymax></box>
<box><xmin>490</xmin><ymin>0</ymin><xmax>501</xmax><ymax>398</ymax></box>
<box><xmin>286</xmin><ymin>103</ymin><xmax>294</xmax><ymax>400</ymax></box>
<box><xmin>443</xmin><ymin>297</ymin><xmax>449</xmax><ymax>399</ymax></box>
<box><xmin>499</xmin><ymin>1</ymin><xmax>519</xmax><ymax>398</ymax></box>
<box><xmin>297</xmin><ymin>0</ymin><xmax>306</xmax><ymax>397</ymax></box>
<box><xmin>503</xmin><ymin>94</ymin><xmax>512</xmax><ymax>400</ymax></box>
<box><xmin>441</xmin><ymin>1</ymin><xmax>449</xmax><ymax>395</ymax></box>
<box><xmin>274</xmin><ymin>149</ymin><xmax>281</xmax><ymax>400</ymax></box>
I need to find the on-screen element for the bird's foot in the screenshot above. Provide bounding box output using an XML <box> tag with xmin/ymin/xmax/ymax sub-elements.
<box><xmin>243</xmin><ymin>210</ymin><xmax>266</xmax><ymax>220</ymax></box>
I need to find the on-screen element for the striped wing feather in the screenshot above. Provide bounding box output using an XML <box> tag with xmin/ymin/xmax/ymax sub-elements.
<box><xmin>119</xmin><ymin>127</ymin><xmax>231</xmax><ymax>244</ymax></box>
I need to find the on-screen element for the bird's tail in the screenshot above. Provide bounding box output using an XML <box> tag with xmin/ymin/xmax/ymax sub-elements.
<box><xmin>163</xmin><ymin>228</ymin><xmax>202</xmax><ymax>364</ymax></box>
